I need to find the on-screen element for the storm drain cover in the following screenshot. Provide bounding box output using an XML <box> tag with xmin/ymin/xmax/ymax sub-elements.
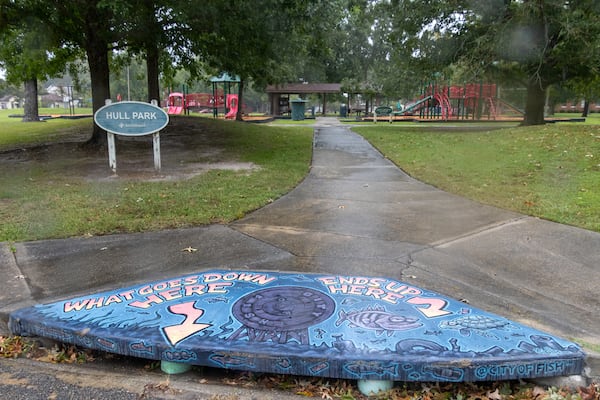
<box><xmin>9</xmin><ymin>269</ymin><xmax>584</xmax><ymax>382</ymax></box>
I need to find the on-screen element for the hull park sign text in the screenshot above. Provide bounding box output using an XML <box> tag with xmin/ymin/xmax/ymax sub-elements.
<box><xmin>94</xmin><ymin>101</ymin><xmax>169</xmax><ymax>136</ymax></box>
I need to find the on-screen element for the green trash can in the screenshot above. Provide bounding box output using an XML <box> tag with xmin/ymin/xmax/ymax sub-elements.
<box><xmin>290</xmin><ymin>99</ymin><xmax>308</xmax><ymax>121</ymax></box>
<box><xmin>340</xmin><ymin>104</ymin><xmax>347</xmax><ymax>118</ymax></box>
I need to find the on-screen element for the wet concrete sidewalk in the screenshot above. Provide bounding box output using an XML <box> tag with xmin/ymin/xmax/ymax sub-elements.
<box><xmin>1</xmin><ymin>117</ymin><xmax>599</xmax><ymax>397</ymax></box>
<box><xmin>235</xmin><ymin>118</ymin><xmax>600</xmax><ymax>350</ymax></box>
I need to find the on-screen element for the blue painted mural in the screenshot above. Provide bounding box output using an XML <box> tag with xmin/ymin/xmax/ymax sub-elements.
<box><xmin>9</xmin><ymin>270</ymin><xmax>584</xmax><ymax>381</ymax></box>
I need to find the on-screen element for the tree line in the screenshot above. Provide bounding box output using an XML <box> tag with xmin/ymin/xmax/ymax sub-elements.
<box><xmin>1</xmin><ymin>0</ymin><xmax>599</xmax><ymax>144</ymax></box>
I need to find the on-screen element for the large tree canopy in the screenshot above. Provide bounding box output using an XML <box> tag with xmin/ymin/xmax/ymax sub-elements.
<box><xmin>2</xmin><ymin>0</ymin><xmax>600</xmax><ymax>129</ymax></box>
<box><xmin>1</xmin><ymin>0</ymin><xmax>342</xmax><ymax>140</ymax></box>
<box><xmin>6</xmin><ymin>0</ymin><xmax>123</xmax><ymax>143</ymax></box>
<box><xmin>0</xmin><ymin>8</ymin><xmax>75</xmax><ymax>121</ymax></box>
<box><xmin>388</xmin><ymin>0</ymin><xmax>600</xmax><ymax>125</ymax></box>
<box><xmin>1</xmin><ymin>25</ymin><xmax>51</xmax><ymax>121</ymax></box>
<box><xmin>185</xmin><ymin>0</ymin><xmax>345</xmax><ymax>119</ymax></box>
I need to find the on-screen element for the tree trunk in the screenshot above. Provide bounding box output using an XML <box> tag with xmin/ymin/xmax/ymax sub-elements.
<box><xmin>581</xmin><ymin>99</ymin><xmax>590</xmax><ymax>117</ymax></box>
<box><xmin>522</xmin><ymin>78</ymin><xmax>546</xmax><ymax>125</ymax></box>
<box><xmin>545</xmin><ymin>88</ymin><xmax>555</xmax><ymax>116</ymax></box>
<box><xmin>146</xmin><ymin>44</ymin><xmax>160</xmax><ymax>104</ymax></box>
<box><xmin>236</xmin><ymin>79</ymin><xmax>244</xmax><ymax>121</ymax></box>
<box><xmin>86</xmin><ymin>41</ymin><xmax>111</xmax><ymax>146</ymax></box>
<box><xmin>22</xmin><ymin>78</ymin><xmax>40</xmax><ymax>122</ymax></box>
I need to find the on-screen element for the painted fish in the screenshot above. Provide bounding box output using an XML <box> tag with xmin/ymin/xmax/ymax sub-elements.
<box><xmin>310</xmin><ymin>361</ymin><xmax>330</xmax><ymax>374</ymax></box>
<box><xmin>422</xmin><ymin>365</ymin><xmax>464</xmax><ymax>382</ymax></box>
<box><xmin>209</xmin><ymin>353</ymin><xmax>255</xmax><ymax>369</ymax></box>
<box><xmin>439</xmin><ymin>315</ymin><xmax>509</xmax><ymax>337</ymax></box>
<box><xmin>335</xmin><ymin>306</ymin><xmax>422</xmax><ymax>336</ymax></box>
<box><xmin>130</xmin><ymin>341</ymin><xmax>153</xmax><ymax>354</ymax></box>
<box><xmin>96</xmin><ymin>337</ymin><xmax>116</xmax><ymax>350</ymax></box>
<box><xmin>344</xmin><ymin>360</ymin><xmax>398</xmax><ymax>378</ymax></box>
<box><xmin>205</xmin><ymin>296</ymin><xmax>229</xmax><ymax>304</ymax></box>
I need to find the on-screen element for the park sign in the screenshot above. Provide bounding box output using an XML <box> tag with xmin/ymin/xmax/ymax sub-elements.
<box><xmin>94</xmin><ymin>100</ymin><xmax>169</xmax><ymax>173</ymax></box>
<box><xmin>94</xmin><ymin>101</ymin><xmax>169</xmax><ymax>136</ymax></box>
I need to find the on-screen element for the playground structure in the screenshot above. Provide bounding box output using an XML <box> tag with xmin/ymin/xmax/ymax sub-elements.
<box><xmin>167</xmin><ymin>91</ymin><xmax>239</xmax><ymax>119</ymax></box>
<box><xmin>167</xmin><ymin>79</ymin><xmax>529</xmax><ymax>121</ymax></box>
<box><xmin>374</xmin><ymin>83</ymin><xmax>525</xmax><ymax>121</ymax></box>
<box><xmin>167</xmin><ymin>73</ymin><xmax>242</xmax><ymax>119</ymax></box>
<box><xmin>166</xmin><ymin>91</ymin><xmax>223</xmax><ymax>115</ymax></box>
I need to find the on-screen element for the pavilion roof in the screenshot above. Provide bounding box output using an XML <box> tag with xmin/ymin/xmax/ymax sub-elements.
<box><xmin>266</xmin><ymin>83</ymin><xmax>342</xmax><ymax>94</ymax></box>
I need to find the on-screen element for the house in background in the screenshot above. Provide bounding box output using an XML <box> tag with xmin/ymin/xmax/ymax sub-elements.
<box><xmin>45</xmin><ymin>84</ymin><xmax>80</xmax><ymax>108</ymax></box>
<box><xmin>40</xmin><ymin>93</ymin><xmax>64</xmax><ymax>108</ymax></box>
<box><xmin>0</xmin><ymin>95</ymin><xmax>19</xmax><ymax>109</ymax></box>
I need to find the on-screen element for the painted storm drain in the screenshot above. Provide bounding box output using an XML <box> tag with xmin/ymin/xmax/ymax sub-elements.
<box><xmin>8</xmin><ymin>270</ymin><xmax>584</xmax><ymax>382</ymax></box>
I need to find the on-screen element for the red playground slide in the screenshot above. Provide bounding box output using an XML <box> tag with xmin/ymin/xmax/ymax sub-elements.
<box><xmin>167</xmin><ymin>92</ymin><xmax>184</xmax><ymax>115</ymax></box>
<box><xmin>225</xmin><ymin>94</ymin><xmax>238</xmax><ymax>119</ymax></box>
<box><xmin>167</xmin><ymin>105</ymin><xmax>183</xmax><ymax>115</ymax></box>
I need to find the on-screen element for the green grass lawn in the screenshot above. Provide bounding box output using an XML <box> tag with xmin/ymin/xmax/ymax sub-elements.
<box><xmin>0</xmin><ymin>108</ymin><xmax>94</xmax><ymax>149</ymax></box>
<box><xmin>554</xmin><ymin>112</ymin><xmax>600</xmax><ymax>124</ymax></box>
<box><xmin>354</xmin><ymin>122</ymin><xmax>600</xmax><ymax>233</ymax></box>
<box><xmin>0</xmin><ymin>112</ymin><xmax>313</xmax><ymax>242</ymax></box>
<box><xmin>2</xmin><ymin>107</ymin><xmax>600</xmax><ymax>242</ymax></box>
